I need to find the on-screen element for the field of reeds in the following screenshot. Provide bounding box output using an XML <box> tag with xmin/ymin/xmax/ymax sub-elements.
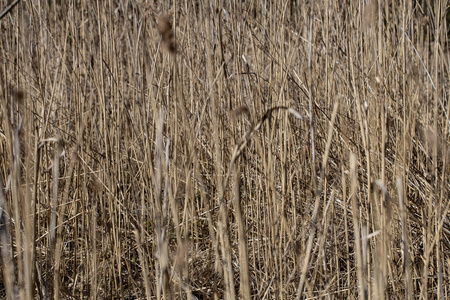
<box><xmin>1</xmin><ymin>0</ymin><xmax>449</xmax><ymax>299</ymax></box>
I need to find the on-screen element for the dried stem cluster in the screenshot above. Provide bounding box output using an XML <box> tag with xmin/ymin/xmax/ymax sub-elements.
<box><xmin>0</xmin><ymin>0</ymin><xmax>449</xmax><ymax>299</ymax></box>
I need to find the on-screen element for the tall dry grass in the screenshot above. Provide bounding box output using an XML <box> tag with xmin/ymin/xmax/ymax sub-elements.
<box><xmin>0</xmin><ymin>0</ymin><xmax>449</xmax><ymax>299</ymax></box>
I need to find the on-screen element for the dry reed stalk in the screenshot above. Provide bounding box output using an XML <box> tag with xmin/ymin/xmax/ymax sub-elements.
<box><xmin>153</xmin><ymin>109</ymin><xmax>171</xmax><ymax>299</ymax></box>
<box><xmin>0</xmin><ymin>89</ymin><xmax>33</xmax><ymax>300</ymax></box>
<box><xmin>295</xmin><ymin>102</ymin><xmax>337</xmax><ymax>299</ymax></box>
<box><xmin>1</xmin><ymin>0</ymin><xmax>449</xmax><ymax>298</ymax></box>
<box><xmin>21</xmin><ymin>103</ymin><xmax>35</xmax><ymax>300</ymax></box>
<box><xmin>10</xmin><ymin>93</ymin><xmax>24</xmax><ymax>299</ymax></box>
<box><xmin>91</xmin><ymin>186</ymin><xmax>98</xmax><ymax>300</ymax></box>
<box><xmin>0</xmin><ymin>0</ymin><xmax>19</xmax><ymax>20</ymax></box>
<box><xmin>372</xmin><ymin>180</ymin><xmax>391</xmax><ymax>299</ymax></box>
<box><xmin>350</xmin><ymin>153</ymin><xmax>367</xmax><ymax>300</ymax></box>
<box><xmin>162</xmin><ymin>137</ymin><xmax>172</xmax><ymax>299</ymax></box>
<box><xmin>397</xmin><ymin>177</ymin><xmax>413</xmax><ymax>300</ymax></box>
<box><xmin>44</xmin><ymin>136</ymin><xmax>64</xmax><ymax>292</ymax></box>
<box><xmin>204</xmin><ymin>11</ymin><xmax>236</xmax><ymax>299</ymax></box>
<box><xmin>216</xmin><ymin>105</ymin><xmax>302</xmax><ymax>299</ymax></box>
<box><xmin>317</xmin><ymin>189</ymin><xmax>336</xmax><ymax>287</ymax></box>
<box><xmin>134</xmin><ymin>226</ymin><xmax>153</xmax><ymax>299</ymax></box>
<box><xmin>0</xmin><ymin>169</ymin><xmax>16</xmax><ymax>299</ymax></box>
<box><xmin>53</xmin><ymin>148</ymin><xmax>77</xmax><ymax>300</ymax></box>
<box><xmin>433</xmin><ymin>2</ymin><xmax>445</xmax><ymax>299</ymax></box>
<box><xmin>10</xmin><ymin>88</ymin><xmax>35</xmax><ymax>300</ymax></box>
<box><xmin>232</xmin><ymin>163</ymin><xmax>250</xmax><ymax>300</ymax></box>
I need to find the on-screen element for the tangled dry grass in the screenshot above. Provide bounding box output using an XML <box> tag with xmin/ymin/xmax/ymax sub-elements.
<box><xmin>0</xmin><ymin>0</ymin><xmax>449</xmax><ymax>299</ymax></box>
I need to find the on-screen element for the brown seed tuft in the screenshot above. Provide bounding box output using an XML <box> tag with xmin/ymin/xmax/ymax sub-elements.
<box><xmin>363</xmin><ymin>0</ymin><xmax>378</xmax><ymax>29</ymax></box>
<box><xmin>158</xmin><ymin>14</ymin><xmax>177</xmax><ymax>54</ymax></box>
<box><xmin>422</xmin><ymin>128</ymin><xmax>442</xmax><ymax>155</ymax></box>
<box><xmin>70</xmin><ymin>147</ymin><xmax>79</xmax><ymax>161</ymax></box>
<box><xmin>90</xmin><ymin>174</ymin><xmax>103</xmax><ymax>195</ymax></box>
<box><xmin>231</xmin><ymin>105</ymin><xmax>250</xmax><ymax>121</ymax></box>
<box><xmin>174</xmin><ymin>239</ymin><xmax>188</xmax><ymax>276</ymax></box>
<box><xmin>13</xmin><ymin>89</ymin><xmax>24</xmax><ymax>105</ymax></box>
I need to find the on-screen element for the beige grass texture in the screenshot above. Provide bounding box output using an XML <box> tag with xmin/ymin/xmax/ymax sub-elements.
<box><xmin>0</xmin><ymin>0</ymin><xmax>449</xmax><ymax>299</ymax></box>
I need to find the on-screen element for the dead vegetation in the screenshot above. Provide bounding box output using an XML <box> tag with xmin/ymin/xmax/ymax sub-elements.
<box><xmin>0</xmin><ymin>0</ymin><xmax>449</xmax><ymax>299</ymax></box>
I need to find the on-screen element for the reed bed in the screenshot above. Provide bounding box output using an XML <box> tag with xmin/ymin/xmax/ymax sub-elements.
<box><xmin>0</xmin><ymin>0</ymin><xmax>449</xmax><ymax>299</ymax></box>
